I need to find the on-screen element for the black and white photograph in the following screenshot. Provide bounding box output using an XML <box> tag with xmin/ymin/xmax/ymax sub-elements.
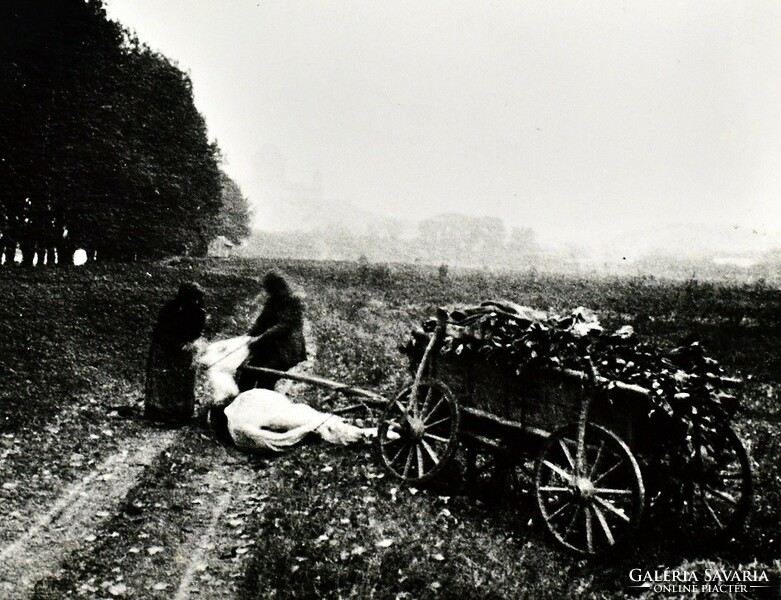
<box><xmin>1</xmin><ymin>1</ymin><xmax>779</xmax><ymax>597</ymax></box>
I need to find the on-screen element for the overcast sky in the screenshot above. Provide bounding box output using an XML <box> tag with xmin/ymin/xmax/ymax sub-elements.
<box><xmin>104</xmin><ymin>0</ymin><xmax>781</xmax><ymax>244</ymax></box>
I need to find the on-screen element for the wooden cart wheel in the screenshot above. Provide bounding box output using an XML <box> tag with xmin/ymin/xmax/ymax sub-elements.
<box><xmin>535</xmin><ymin>423</ymin><xmax>645</xmax><ymax>556</ymax></box>
<box><xmin>676</xmin><ymin>423</ymin><xmax>752</xmax><ymax>539</ymax></box>
<box><xmin>376</xmin><ymin>379</ymin><xmax>460</xmax><ymax>484</ymax></box>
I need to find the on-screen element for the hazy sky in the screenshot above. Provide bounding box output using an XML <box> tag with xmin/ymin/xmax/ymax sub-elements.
<box><xmin>104</xmin><ymin>0</ymin><xmax>781</xmax><ymax>243</ymax></box>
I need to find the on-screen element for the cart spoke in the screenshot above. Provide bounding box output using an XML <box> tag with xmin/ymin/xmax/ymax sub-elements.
<box><xmin>381</xmin><ymin>434</ymin><xmax>404</xmax><ymax>447</ymax></box>
<box><xmin>389</xmin><ymin>441</ymin><xmax>409</xmax><ymax>466</ymax></box>
<box><xmin>542</xmin><ymin>460</ymin><xmax>574</xmax><ymax>483</ymax></box>
<box><xmin>539</xmin><ymin>486</ymin><xmax>570</xmax><ymax>493</ymax></box>
<box><xmin>591</xmin><ymin>504</ymin><xmax>615</xmax><ymax>546</ymax></box>
<box><xmin>426</xmin><ymin>439</ymin><xmax>449</xmax><ymax>455</ymax></box>
<box><xmin>589</xmin><ymin>441</ymin><xmax>605</xmax><ymax>479</ymax></box>
<box><xmin>424</xmin><ymin>438</ymin><xmax>449</xmax><ymax>456</ymax></box>
<box><xmin>420</xmin><ymin>439</ymin><xmax>440</xmax><ymax>465</ymax></box>
<box><xmin>585</xmin><ymin>505</ymin><xmax>594</xmax><ymax>553</ymax></box>
<box><xmin>423</xmin><ymin>432</ymin><xmax>450</xmax><ymax>444</ymax></box>
<box><xmin>423</xmin><ymin>398</ymin><xmax>446</xmax><ymax>424</ymax></box>
<box><xmin>424</xmin><ymin>416</ymin><xmax>451</xmax><ymax>430</ymax></box>
<box><xmin>394</xmin><ymin>400</ymin><xmax>409</xmax><ymax>416</ymax></box>
<box><xmin>593</xmin><ymin>487</ymin><xmax>633</xmax><ymax>496</ymax></box>
<box><xmin>419</xmin><ymin>387</ymin><xmax>434</xmax><ymax>418</ymax></box>
<box><xmin>593</xmin><ymin>459</ymin><xmax>623</xmax><ymax>485</ymax></box>
<box><xmin>701</xmin><ymin>495</ymin><xmax>725</xmax><ymax>529</ymax></box>
<box><xmin>402</xmin><ymin>447</ymin><xmax>414</xmax><ymax>478</ymax></box>
<box><xmin>563</xmin><ymin>506</ymin><xmax>581</xmax><ymax>539</ymax></box>
<box><xmin>559</xmin><ymin>439</ymin><xmax>576</xmax><ymax>470</ymax></box>
<box><xmin>703</xmin><ymin>485</ymin><xmax>738</xmax><ymax>506</ymax></box>
<box><xmin>547</xmin><ymin>501</ymin><xmax>575</xmax><ymax>522</ymax></box>
<box><xmin>416</xmin><ymin>444</ymin><xmax>425</xmax><ymax>479</ymax></box>
<box><xmin>593</xmin><ymin>496</ymin><xmax>630</xmax><ymax>522</ymax></box>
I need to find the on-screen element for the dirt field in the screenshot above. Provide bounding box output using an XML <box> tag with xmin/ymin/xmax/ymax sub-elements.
<box><xmin>0</xmin><ymin>258</ymin><xmax>778</xmax><ymax>599</ymax></box>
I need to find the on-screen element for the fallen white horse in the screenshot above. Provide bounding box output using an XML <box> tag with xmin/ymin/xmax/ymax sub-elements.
<box><xmin>195</xmin><ymin>336</ymin><xmax>376</xmax><ymax>452</ymax></box>
<box><xmin>225</xmin><ymin>388</ymin><xmax>376</xmax><ymax>452</ymax></box>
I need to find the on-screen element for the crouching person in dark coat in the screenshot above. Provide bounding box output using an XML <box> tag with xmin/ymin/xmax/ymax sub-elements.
<box><xmin>145</xmin><ymin>282</ymin><xmax>206</xmax><ymax>424</ymax></box>
<box><xmin>237</xmin><ymin>272</ymin><xmax>307</xmax><ymax>392</ymax></box>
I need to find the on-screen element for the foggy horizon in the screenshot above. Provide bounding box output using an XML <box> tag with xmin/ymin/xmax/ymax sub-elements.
<box><xmin>104</xmin><ymin>1</ymin><xmax>781</xmax><ymax>252</ymax></box>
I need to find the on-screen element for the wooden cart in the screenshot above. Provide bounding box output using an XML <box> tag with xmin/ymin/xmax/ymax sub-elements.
<box><xmin>375</xmin><ymin>309</ymin><xmax>752</xmax><ymax>556</ymax></box>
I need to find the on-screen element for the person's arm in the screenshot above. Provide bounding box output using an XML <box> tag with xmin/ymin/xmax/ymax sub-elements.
<box><xmin>248</xmin><ymin>298</ymin><xmax>302</xmax><ymax>348</ymax></box>
<box><xmin>248</xmin><ymin>304</ymin><xmax>274</xmax><ymax>336</ymax></box>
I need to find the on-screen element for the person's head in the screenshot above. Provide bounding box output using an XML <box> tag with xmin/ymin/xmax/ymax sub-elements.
<box><xmin>177</xmin><ymin>281</ymin><xmax>205</xmax><ymax>306</ymax></box>
<box><xmin>262</xmin><ymin>271</ymin><xmax>290</xmax><ymax>296</ymax></box>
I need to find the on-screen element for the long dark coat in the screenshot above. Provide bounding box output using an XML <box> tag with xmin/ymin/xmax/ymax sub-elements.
<box><xmin>237</xmin><ymin>291</ymin><xmax>306</xmax><ymax>391</ymax></box>
<box><xmin>145</xmin><ymin>285</ymin><xmax>206</xmax><ymax>423</ymax></box>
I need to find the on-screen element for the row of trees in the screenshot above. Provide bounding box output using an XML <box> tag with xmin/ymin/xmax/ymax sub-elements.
<box><xmin>416</xmin><ymin>214</ymin><xmax>539</xmax><ymax>267</ymax></box>
<box><xmin>0</xmin><ymin>0</ymin><xmax>250</xmax><ymax>266</ymax></box>
<box><xmin>241</xmin><ymin>213</ymin><xmax>542</xmax><ymax>269</ymax></box>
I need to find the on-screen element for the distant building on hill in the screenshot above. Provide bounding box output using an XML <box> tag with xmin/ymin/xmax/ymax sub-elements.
<box><xmin>208</xmin><ymin>235</ymin><xmax>235</xmax><ymax>258</ymax></box>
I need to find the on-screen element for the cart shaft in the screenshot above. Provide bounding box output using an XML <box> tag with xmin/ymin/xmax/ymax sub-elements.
<box><xmin>241</xmin><ymin>365</ymin><xmax>388</xmax><ymax>405</ymax></box>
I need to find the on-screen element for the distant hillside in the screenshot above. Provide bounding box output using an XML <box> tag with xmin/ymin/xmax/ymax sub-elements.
<box><xmin>253</xmin><ymin>193</ymin><xmax>411</xmax><ymax>238</ymax></box>
<box><xmin>598</xmin><ymin>223</ymin><xmax>781</xmax><ymax>260</ymax></box>
<box><xmin>243</xmin><ymin>203</ymin><xmax>781</xmax><ymax>284</ymax></box>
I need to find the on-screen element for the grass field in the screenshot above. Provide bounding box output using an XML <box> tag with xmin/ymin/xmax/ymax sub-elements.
<box><xmin>0</xmin><ymin>258</ymin><xmax>778</xmax><ymax>598</ymax></box>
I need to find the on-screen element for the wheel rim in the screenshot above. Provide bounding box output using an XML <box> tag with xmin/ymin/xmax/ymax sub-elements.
<box><xmin>377</xmin><ymin>380</ymin><xmax>459</xmax><ymax>483</ymax></box>
<box><xmin>535</xmin><ymin>424</ymin><xmax>645</xmax><ymax>556</ymax></box>
<box><xmin>678</xmin><ymin>424</ymin><xmax>752</xmax><ymax>539</ymax></box>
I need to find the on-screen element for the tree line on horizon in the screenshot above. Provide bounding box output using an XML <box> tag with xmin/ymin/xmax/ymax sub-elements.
<box><xmin>0</xmin><ymin>0</ymin><xmax>250</xmax><ymax>266</ymax></box>
<box><xmin>239</xmin><ymin>212</ymin><xmax>781</xmax><ymax>284</ymax></box>
<box><xmin>241</xmin><ymin>213</ymin><xmax>543</xmax><ymax>270</ymax></box>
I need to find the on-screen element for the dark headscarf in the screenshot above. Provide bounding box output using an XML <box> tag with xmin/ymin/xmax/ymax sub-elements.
<box><xmin>153</xmin><ymin>281</ymin><xmax>206</xmax><ymax>347</ymax></box>
<box><xmin>177</xmin><ymin>281</ymin><xmax>205</xmax><ymax>306</ymax></box>
<box><xmin>262</xmin><ymin>271</ymin><xmax>291</xmax><ymax>297</ymax></box>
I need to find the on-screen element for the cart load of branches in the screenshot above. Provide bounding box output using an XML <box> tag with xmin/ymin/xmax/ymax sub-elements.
<box><xmin>394</xmin><ymin>302</ymin><xmax>752</xmax><ymax>547</ymax></box>
<box><xmin>401</xmin><ymin>301</ymin><xmax>740</xmax><ymax>438</ymax></box>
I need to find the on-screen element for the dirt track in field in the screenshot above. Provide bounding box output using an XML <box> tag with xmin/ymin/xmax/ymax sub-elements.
<box><xmin>0</xmin><ymin>281</ymin><xmax>268</xmax><ymax>598</ymax></box>
<box><xmin>0</xmin><ymin>279</ymin><xmax>316</xmax><ymax>599</ymax></box>
<box><xmin>0</xmin><ymin>429</ymin><xmax>177</xmax><ymax>596</ymax></box>
<box><xmin>0</xmin><ymin>422</ymin><xmax>274</xmax><ymax>599</ymax></box>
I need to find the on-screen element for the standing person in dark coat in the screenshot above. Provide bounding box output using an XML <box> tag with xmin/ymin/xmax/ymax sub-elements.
<box><xmin>237</xmin><ymin>272</ymin><xmax>307</xmax><ymax>392</ymax></box>
<box><xmin>145</xmin><ymin>282</ymin><xmax>207</xmax><ymax>424</ymax></box>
